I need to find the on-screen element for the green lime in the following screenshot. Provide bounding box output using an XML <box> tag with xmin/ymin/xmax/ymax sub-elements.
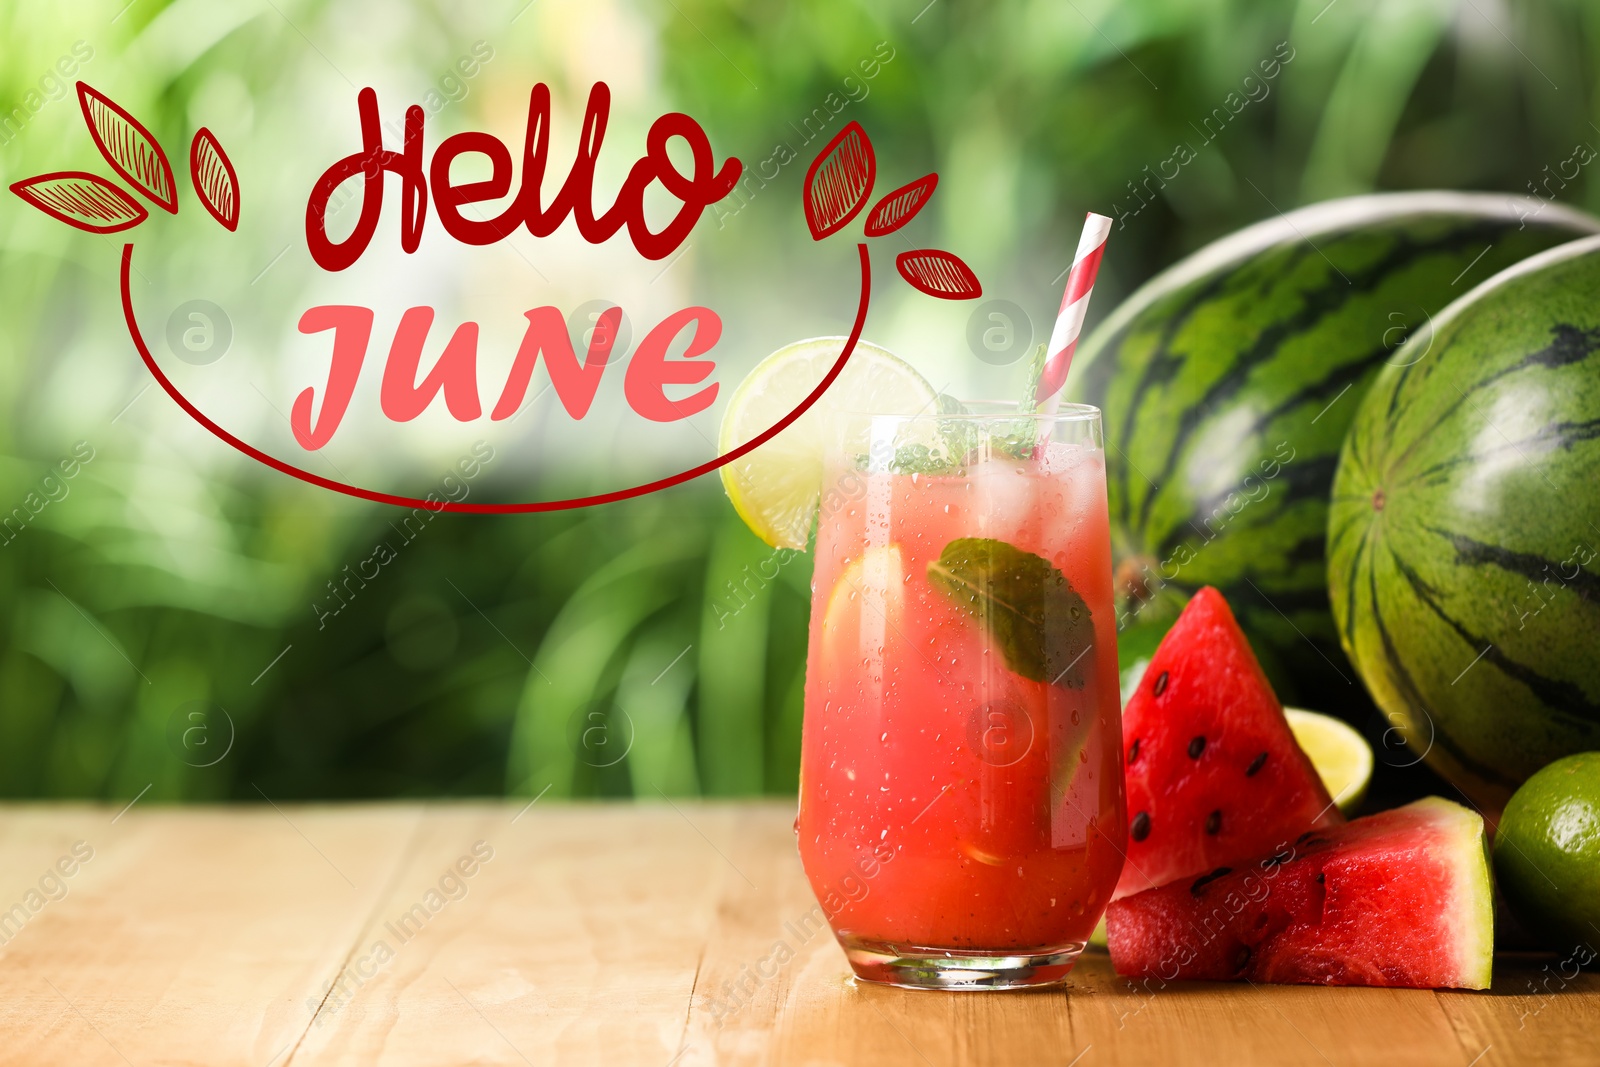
<box><xmin>718</xmin><ymin>337</ymin><xmax>937</xmax><ymax>549</ymax></box>
<box><xmin>1285</xmin><ymin>707</ymin><xmax>1373</xmax><ymax>816</ymax></box>
<box><xmin>1493</xmin><ymin>752</ymin><xmax>1600</xmax><ymax>951</ymax></box>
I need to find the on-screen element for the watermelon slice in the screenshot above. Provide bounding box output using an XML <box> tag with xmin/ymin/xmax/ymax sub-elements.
<box><xmin>1106</xmin><ymin>797</ymin><xmax>1493</xmax><ymax>989</ymax></box>
<box><xmin>1117</xmin><ymin>587</ymin><xmax>1340</xmax><ymax>899</ymax></box>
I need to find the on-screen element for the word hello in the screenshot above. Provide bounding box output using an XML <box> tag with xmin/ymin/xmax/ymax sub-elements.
<box><xmin>319</xmin><ymin>41</ymin><xmax>495</xmax><ymax>227</ymax></box>
<box><xmin>305</xmin><ymin>83</ymin><xmax>741</xmax><ymax>269</ymax></box>
<box><xmin>295</xmin><ymin>83</ymin><xmax>743</xmax><ymax>448</ymax></box>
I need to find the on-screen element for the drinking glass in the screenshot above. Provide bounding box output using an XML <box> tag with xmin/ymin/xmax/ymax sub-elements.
<box><xmin>796</xmin><ymin>403</ymin><xmax>1126</xmax><ymax>989</ymax></box>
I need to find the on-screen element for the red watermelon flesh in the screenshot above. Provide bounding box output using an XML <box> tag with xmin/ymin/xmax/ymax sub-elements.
<box><xmin>1116</xmin><ymin>586</ymin><xmax>1340</xmax><ymax>899</ymax></box>
<box><xmin>1105</xmin><ymin>797</ymin><xmax>1493</xmax><ymax>989</ymax></box>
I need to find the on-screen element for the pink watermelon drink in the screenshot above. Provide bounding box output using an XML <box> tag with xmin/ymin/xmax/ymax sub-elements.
<box><xmin>796</xmin><ymin>404</ymin><xmax>1127</xmax><ymax>989</ymax></box>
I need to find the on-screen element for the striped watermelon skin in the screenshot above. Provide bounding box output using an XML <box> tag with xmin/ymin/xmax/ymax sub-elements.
<box><xmin>1328</xmin><ymin>235</ymin><xmax>1600</xmax><ymax>807</ymax></box>
<box><xmin>1069</xmin><ymin>193</ymin><xmax>1600</xmax><ymax>702</ymax></box>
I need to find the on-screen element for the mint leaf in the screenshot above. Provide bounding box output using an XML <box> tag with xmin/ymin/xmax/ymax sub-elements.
<box><xmin>1018</xmin><ymin>343</ymin><xmax>1048</xmax><ymax>414</ymax></box>
<box><xmin>926</xmin><ymin>537</ymin><xmax>1095</xmax><ymax>686</ymax></box>
<box><xmin>987</xmin><ymin>420</ymin><xmax>1039</xmax><ymax>461</ymax></box>
<box><xmin>886</xmin><ymin>443</ymin><xmax>957</xmax><ymax>475</ymax></box>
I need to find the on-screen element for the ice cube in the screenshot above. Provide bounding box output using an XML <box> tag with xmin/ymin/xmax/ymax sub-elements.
<box><xmin>967</xmin><ymin>455</ymin><xmax>1038</xmax><ymax>542</ymax></box>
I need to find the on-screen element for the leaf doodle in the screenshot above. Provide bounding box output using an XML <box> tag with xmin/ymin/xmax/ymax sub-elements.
<box><xmin>77</xmin><ymin>82</ymin><xmax>177</xmax><ymax>213</ymax></box>
<box><xmin>9</xmin><ymin>172</ymin><xmax>148</xmax><ymax>233</ymax></box>
<box><xmin>896</xmin><ymin>249</ymin><xmax>982</xmax><ymax>300</ymax></box>
<box><xmin>864</xmin><ymin>173</ymin><xmax>936</xmax><ymax>236</ymax></box>
<box><xmin>802</xmin><ymin>121</ymin><xmax>875</xmax><ymax>240</ymax></box>
<box><xmin>190</xmin><ymin>128</ymin><xmax>240</xmax><ymax>231</ymax></box>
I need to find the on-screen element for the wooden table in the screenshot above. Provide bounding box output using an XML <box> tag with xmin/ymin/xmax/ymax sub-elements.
<box><xmin>0</xmin><ymin>802</ymin><xmax>1594</xmax><ymax>1066</ymax></box>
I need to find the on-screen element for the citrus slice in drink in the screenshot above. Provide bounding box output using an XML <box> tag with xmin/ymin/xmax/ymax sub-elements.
<box><xmin>822</xmin><ymin>544</ymin><xmax>906</xmax><ymax>634</ymax></box>
<box><xmin>718</xmin><ymin>337</ymin><xmax>938</xmax><ymax>548</ymax></box>
<box><xmin>1285</xmin><ymin>707</ymin><xmax>1374</xmax><ymax>815</ymax></box>
<box><xmin>818</xmin><ymin>544</ymin><xmax>905</xmax><ymax>674</ymax></box>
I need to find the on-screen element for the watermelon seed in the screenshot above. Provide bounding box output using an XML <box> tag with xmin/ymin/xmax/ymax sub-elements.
<box><xmin>1246</xmin><ymin>752</ymin><xmax>1267</xmax><ymax>776</ymax></box>
<box><xmin>1205</xmin><ymin>810</ymin><xmax>1222</xmax><ymax>835</ymax></box>
<box><xmin>1234</xmin><ymin>946</ymin><xmax>1252</xmax><ymax>972</ymax></box>
<box><xmin>1153</xmin><ymin>671</ymin><xmax>1169</xmax><ymax>696</ymax></box>
<box><xmin>1189</xmin><ymin>867</ymin><xmax>1232</xmax><ymax>895</ymax></box>
<box><xmin>1128</xmin><ymin>739</ymin><xmax>1141</xmax><ymax>765</ymax></box>
<box><xmin>1187</xmin><ymin>736</ymin><xmax>1206</xmax><ymax>759</ymax></box>
<box><xmin>1316</xmin><ymin>872</ymin><xmax>1325</xmax><ymax>885</ymax></box>
<box><xmin>1130</xmin><ymin>811</ymin><xmax>1151</xmax><ymax>841</ymax></box>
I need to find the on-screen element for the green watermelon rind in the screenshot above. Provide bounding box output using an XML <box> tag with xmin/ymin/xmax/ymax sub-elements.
<box><xmin>1419</xmin><ymin>796</ymin><xmax>1494</xmax><ymax>991</ymax></box>
<box><xmin>1084</xmin><ymin>193</ymin><xmax>1600</xmax><ymax>345</ymax></box>
<box><xmin>1384</xmin><ymin>230</ymin><xmax>1600</xmax><ymax>347</ymax></box>
<box><xmin>1070</xmin><ymin>192</ymin><xmax>1600</xmax><ymax>702</ymax></box>
<box><xmin>1328</xmin><ymin>233</ymin><xmax>1600</xmax><ymax>802</ymax></box>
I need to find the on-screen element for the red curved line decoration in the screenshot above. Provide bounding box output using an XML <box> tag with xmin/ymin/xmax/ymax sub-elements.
<box><xmin>121</xmin><ymin>242</ymin><xmax>872</xmax><ymax>514</ymax></box>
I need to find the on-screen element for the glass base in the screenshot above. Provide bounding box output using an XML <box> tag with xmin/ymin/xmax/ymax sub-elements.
<box><xmin>840</xmin><ymin>936</ymin><xmax>1085</xmax><ymax>990</ymax></box>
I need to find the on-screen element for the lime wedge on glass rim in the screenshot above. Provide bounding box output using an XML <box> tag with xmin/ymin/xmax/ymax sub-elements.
<box><xmin>718</xmin><ymin>337</ymin><xmax>939</xmax><ymax>548</ymax></box>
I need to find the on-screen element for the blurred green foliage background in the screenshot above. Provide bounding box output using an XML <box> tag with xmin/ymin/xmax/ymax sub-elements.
<box><xmin>1</xmin><ymin>0</ymin><xmax>1597</xmax><ymax>801</ymax></box>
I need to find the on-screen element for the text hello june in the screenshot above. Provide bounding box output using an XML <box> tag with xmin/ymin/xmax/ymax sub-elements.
<box><xmin>294</xmin><ymin>83</ymin><xmax>743</xmax><ymax>450</ymax></box>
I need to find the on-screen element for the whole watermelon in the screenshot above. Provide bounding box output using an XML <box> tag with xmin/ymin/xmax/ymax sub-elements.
<box><xmin>1328</xmin><ymin>235</ymin><xmax>1600</xmax><ymax>807</ymax></box>
<box><xmin>1069</xmin><ymin>193</ymin><xmax>1600</xmax><ymax>703</ymax></box>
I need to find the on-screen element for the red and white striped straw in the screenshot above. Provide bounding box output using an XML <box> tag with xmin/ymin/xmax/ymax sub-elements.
<box><xmin>1035</xmin><ymin>211</ymin><xmax>1112</xmax><ymax>412</ymax></box>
